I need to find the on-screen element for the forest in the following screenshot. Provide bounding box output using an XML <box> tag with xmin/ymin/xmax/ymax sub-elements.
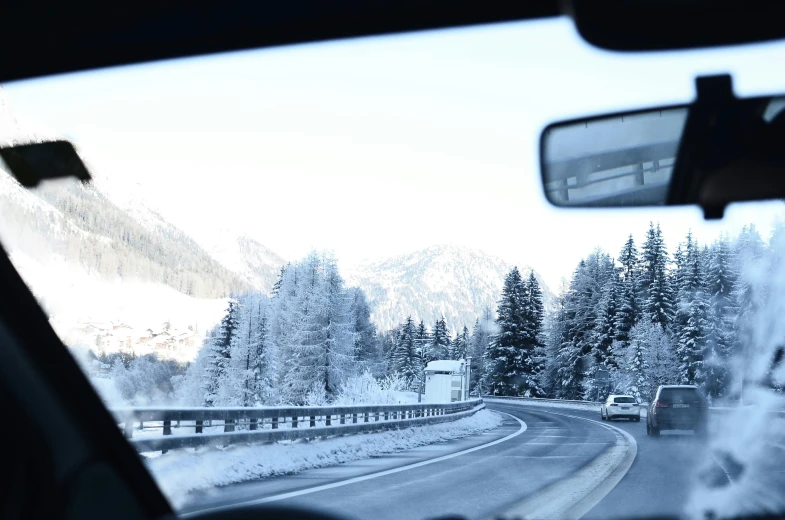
<box><xmin>0</xmin><ymin>172</ymin><xmax>249</xmax><ymax>298</ymax></box>
<box><xmin>117</xmin><ymin>220</ymin><xmax>782</xmax><ymax>407</ymax></box>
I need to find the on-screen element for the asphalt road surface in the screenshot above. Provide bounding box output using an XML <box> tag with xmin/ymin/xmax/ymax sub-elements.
<box><xmin>179</xmin><ymin>401</ymin><xmax>739</xmax><ymax>520</ymax></box>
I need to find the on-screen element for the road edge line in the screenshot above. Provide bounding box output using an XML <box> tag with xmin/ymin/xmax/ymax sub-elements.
<box><xmin>182</xmin><ymin>410</ymin><xmax>526</xmax><ymax>518</ymax></box>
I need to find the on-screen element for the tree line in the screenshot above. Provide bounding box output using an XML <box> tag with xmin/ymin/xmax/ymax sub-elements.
<box><xmin>534</xmin><ymin>221</ymin><xmax>775</xmax><ymax>403</ymax></box>
<box><xmin>176</xmin><ymin>251</ymin><xmax>381</xmax><ymax>406</ymax></box>
<box><xmin>172</xmin><ymin>219</ymin><xmax>781</xmax><ymax>407</ymax></box>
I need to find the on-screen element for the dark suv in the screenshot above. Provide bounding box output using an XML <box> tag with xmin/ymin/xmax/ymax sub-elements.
<box><xmin>646</xmin><ymin>385</ymin><xmax>708</xmax><ymax>436</ymax></box>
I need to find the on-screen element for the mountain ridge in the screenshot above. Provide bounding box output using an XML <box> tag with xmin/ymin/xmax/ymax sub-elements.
<box><xmin>344</xmin><ymin>244</ymin><xmax>554</xmax><ymax>334</ymax></box>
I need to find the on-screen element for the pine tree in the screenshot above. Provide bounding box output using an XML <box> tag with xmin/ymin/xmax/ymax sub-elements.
<box><xmin>703</xmin><ymin>236</ymin><xmax>736</xmax><ymax>398</ymax></box>
<box><xmin>203</xmin><ymin>297</ymin><xmax>239</xmax><ymax>406</ymax></box>
<box><xmin>247</xmin><ymin>297</ymin><xmax>274</xmax><ymax>406</ymax></box>
<box><xmin>489</xmin><ymin>267</ymin><xmax>545</xmax><ymax>396</ymax></box>
<box><xmin>614</xmin><ymin>236</ymin><xmax>640</xmax><ymax>347</ymax></box>
<box><xmin>271</xmin><ymin>264</ymin><xmax>289</xmax><ymax>297</ymax></box>
<box><xmin>638</xmin><ymin>222</ymin><xmax>673</xmax><ymax>329</ymax></box>
<box><xmin>429</xmin><ymin>316</ymin><xmax>451</xmax><ymax>361</ymax></box>
<box><xmin>277</xmin><ymin>253</ymin><xmax>356</xmax><ymax>403</ymax></box>
<box><xmin>415</xmin><ymin>320</ymin><xmax>430</xmax><ymax>366</ymax></box>
<box><xmin>349</xmin><ymin>288</ymin><xmax>379</xmax><ymax>369</ymax></box>
<box><xmin>448</xmin><ymin>326</ymin><xmax>469</xmax><ymax>360</ymax></box>
<box><xmin>391</xmin><ymin>316</ymin><xmax>420</xmax><ymax>388</ymax></box>
<box><xmin>522</xmin><ymin>272</ymin><xmax>546</xmax><ymax>395</ymax></box>
<box><xmin>469</xmin><ymin>308</ymin><xmax>494</xmax><ymax>395</ymax></box>
<box><xmin>552</xmin><ymin>251</ymin><xmax>615</xmax><ymax>399</ymax></box>
<box><xmin>595</xmin><ymin>276</ymin><xmax>621</xmax><ymax>368</ymax></box>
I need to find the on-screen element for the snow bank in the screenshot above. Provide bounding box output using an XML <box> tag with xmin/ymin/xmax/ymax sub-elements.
<box><xmin>88</xmin><ymin>376</ymin><xmax>129</xmax><ymax>407</ymax></box>
<box><xmin>145</xmin><ymin>408</ymin><xmax>502</xmax><ymax>508</ymax></box>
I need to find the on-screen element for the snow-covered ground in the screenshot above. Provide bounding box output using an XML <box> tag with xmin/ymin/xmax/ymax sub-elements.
<box><xmin>144</xmin><ymin>408</ymin><xmax>502</xmax><ymax>508</ymax></box>
<box><xmin>9</xmin><ymin>249</ymin><xmax>227</xmax><ymax>362</ymax></box>
<box><xmin>89</xmin><ymin>376</ymin><xmax>129</xmax><ymax>407</ymax></box>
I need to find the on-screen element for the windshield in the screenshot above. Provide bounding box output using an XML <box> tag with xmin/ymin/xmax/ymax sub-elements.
<box><xmin>660</xmin><ymin>389</ymin><xmax>703</xmax><ymax>404</ymax></box>
<box><xmin>3</xmin><ymin>16</ymin><xmax>785</xmax><ymax>520</ymax></box>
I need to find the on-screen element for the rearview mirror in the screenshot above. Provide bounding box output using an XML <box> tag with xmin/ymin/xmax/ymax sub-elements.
<box><xmin>540</xmin><ymin>75</ymin><xmax>785</xmax><ymax>219</ymax></box>
<box><xmin>541</xmin><ymin>107</ymin><xmax>687</xmax><ymax>207</ymax></box>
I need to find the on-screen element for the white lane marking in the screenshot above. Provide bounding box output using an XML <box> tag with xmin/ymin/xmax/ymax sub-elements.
<box><xmin>487</xmin><ymin>405</ymin><xmax>638</xmax><ymax>520</ymax></box>
<box><xmin>182</xmin><ymin>412</ymin><xmax>527</xmax><ymax>518</ymax></box>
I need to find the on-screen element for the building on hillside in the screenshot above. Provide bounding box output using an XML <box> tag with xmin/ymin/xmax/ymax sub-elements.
<box><xmin>424</xmin><ymin>359</ymin><xmax>472</xmax><ymax>403</ymax></box>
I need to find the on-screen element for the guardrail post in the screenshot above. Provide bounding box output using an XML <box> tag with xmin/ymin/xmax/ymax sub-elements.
<box><xmin>163</xmin><ymin>420</ymin><xmax>172</xmax><ymax>435</ymax></box>
<box><xmin>250</xmin><ymin>418</ymin><xmax>258</xmax><ymax>431</ymax></box>
<box><xmin>195</xmin><ymin>420</ymin><xmax>203</xmax><ymax>433</ymax></box>
<box><xmin>375</xmin><ymin>412</ymin><xmax>379</xmax><ymax>422</ymax></box>
<box><xmin>225</xmin><ymin>419</ymin><xmax>235</xmax><ymax>432</ymax></box>
<box><xmin>272</xmin><ymin>417</ymin><xmax>278</xmax><ymax>429</ymax></box>
<box><xmin>326</xmin><ymin>414</ymin><xmax>331</xmax><ymax>426</ymax></box>
<box><xmin>384</xmin><ymin>411</ymin><xmax>389</xmax><ymax>421</ymax></box>
<box><xmin>352</xmin><ymin>413</ymin><xmax>357</xmax><ymax>424</ymax></box>
<box><xmin>292</xmin><ymin>415</ymin><xmax>298</xmax><ymax>428</ymax></box>
<box><xmin>310</xmin><ymin>415</ymin><xmax>316</xmax><ymax>427</ymax></box>
<box><xmin>340</xmin><ymin>414</ymin><xmax>345</xmax><ymax>425</ymax></box>
<box><xmin>125</xmin><ymin>419</ymin><xmax>134</xmax><ymax>439</ymax></box>
<box><xmin>364</xmin><ymin>412</ymin><xmax>369</xmax><ymax>423</ymax></box>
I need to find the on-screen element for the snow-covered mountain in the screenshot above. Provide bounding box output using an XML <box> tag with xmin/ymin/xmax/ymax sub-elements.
<box><xmin>91</xmin><ymin>172</ymin><xmax>286</xmax><ymax>294</ymax></box>
<box><xmin>187</xmin><ymin>228</ymin><xmax>286</xmax><ymax>293</ymax></box>
<box><xmin>1</xmin><ymin>88</ymin><xmax>556</xmax><ymax>342</ymax></box>
<box><xmin>344</xmin><ymin>245</ymin><xmax>554</xmax><ymax>334</ymax></box>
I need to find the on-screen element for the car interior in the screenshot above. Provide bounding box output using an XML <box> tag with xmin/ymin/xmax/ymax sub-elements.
<box><xmin>3</xmin><ymin>1</ymin><xmax>785</xmax><ymax>520</ymax></box>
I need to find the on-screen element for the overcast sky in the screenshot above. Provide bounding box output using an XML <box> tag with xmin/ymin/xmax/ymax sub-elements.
<box><xmin>5</xmin><ymin>17</ymin><xmax>785</xmax><ymax>289</ymax></box>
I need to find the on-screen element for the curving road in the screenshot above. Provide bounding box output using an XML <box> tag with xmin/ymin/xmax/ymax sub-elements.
<box><xmin>179</xmin><ymin>401</ymin><xmax>724</xmax><ymax>520</ymax></box>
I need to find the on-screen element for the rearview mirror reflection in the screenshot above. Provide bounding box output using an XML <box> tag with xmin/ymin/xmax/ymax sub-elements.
<box><xmin>541</xmin><ymin>107</ymin><xmax>688</xmax><ymax>207</ymax></box>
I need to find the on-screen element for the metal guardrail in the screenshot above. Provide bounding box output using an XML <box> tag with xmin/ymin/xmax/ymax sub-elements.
<box><xmin>113</xmin><ymin>399</ymin><xmax>484</xmax><ymax>453</ymax></box>
<box><xmin>543</xmin><ymin>140</ymin><xmax>679</xmax><ymax>206</ymax></box>
<box><xmin>484</xmin><ymin>395</ymin><xmax>785</xmax><ymax>417</ymax></box>
<box><xmin>483</xmin><ymin>395</ymin><xmax>602</xmax><ymax>405</ymax></box>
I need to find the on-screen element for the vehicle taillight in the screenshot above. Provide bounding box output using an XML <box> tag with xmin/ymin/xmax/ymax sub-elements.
<box><xmin>610</xmin><ymin>403</ymin><xmax>618</xmax><ymax>407</ymax></box>
<box><xmin>655</xmin><ymin>400</ymin><xmax>669</xmax><ymax>408</ymax></box>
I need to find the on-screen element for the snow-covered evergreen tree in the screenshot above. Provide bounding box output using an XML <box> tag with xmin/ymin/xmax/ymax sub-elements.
<box><xmin>553</xmin><ymin>251</ymin><xmax>615</xmax><ymax>399</ymax></box>
<box><xmin>429</xmin><ymin>316</ymin><xmax>451</xmax><ymax>361</ymax></box>
<box><xmin>349</xmin><ymin>287</ymin><xmax>380</xmax><ymax>372</ymax></box>
<box><xmin>282</xmin><ymin>254</ymin><xmax>356</xmax><ymax>402</ymax></box>
<box><xmin>391</xmin><ymin>316</ymin><xmax>420</xmax><ymax>389</ymax></box>
<box><xmin>469</xmin><ymin>307</ymin><xmax>494</xmax><ymax>395</ymax></box>
<box><xmin>702</xmin><ymin>236</ymin><xmax>737</xmax><ymax>398</ymax></box>
<box><xmin>488</xmin><ymin>267</ymin><xmax>544</xmax><ymax>396</ymax></box>
<box><xmin>638</xmin><ymin>222</ymin><xmax>673</xmax><ymax>328</ymax></box>
<box><xmin>448</xmin><ymin>325</ymin><xmax>469</xmax><ymax>360</ymax></box>
<box><xmin>203</xmin><ymin>297</ymin><xmax>239</xmax><ymax>406</ymax></box>
<box><xmin>415</xmin><ymin>320</ymin><xmax>430</xmax><ymax>367</ymax></box>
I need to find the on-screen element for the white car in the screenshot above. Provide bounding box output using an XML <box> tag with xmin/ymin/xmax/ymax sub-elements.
<box><xmin>601</xmin><ymin>394</ymin><xmax>641</xmax><ymax>422</ymax></box>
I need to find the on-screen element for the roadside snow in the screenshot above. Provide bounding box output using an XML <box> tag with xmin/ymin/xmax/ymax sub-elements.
<box><xmin>89</xmin><ymin>376</ymin><xmax>128</xmax><ymax>407</ymax></box>
<box><xmin>145</xmin><ymin>408</ymin><xmax>502</xmax><ymax>508</ymax></box>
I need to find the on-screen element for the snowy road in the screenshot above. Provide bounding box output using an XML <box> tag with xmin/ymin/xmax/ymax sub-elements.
<box><xmin>177</xmin><ymin>401</ymin><xmax>760</xmax><ymax>519</ymax></box>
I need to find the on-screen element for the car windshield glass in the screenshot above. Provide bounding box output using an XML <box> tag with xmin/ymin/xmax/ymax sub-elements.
<box><xmin>660</xmin><ymin>389</ymin><xmax>702</xmax><ymax>403</ymax></box>
<box><xmin>2</xmin><ymin>17</ymin><xmax>785</xmax><ymax>520</ymax></box>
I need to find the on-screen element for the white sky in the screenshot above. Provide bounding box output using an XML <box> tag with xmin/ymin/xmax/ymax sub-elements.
<box><xmin>4</xmin><ymin>17</ymin><xmax>785</xmax><ymax>289</ymax></box>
